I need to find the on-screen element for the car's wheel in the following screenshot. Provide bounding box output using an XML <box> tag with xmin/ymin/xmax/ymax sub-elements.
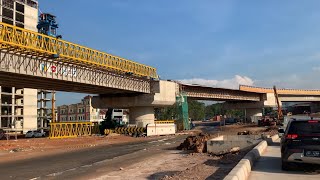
<box><xmin>281</xmin><ymin>160</ymin><xmax>290</xmax><ymax>171</ymax></box>
<box><xmin>32</xmin><ymin>135</ymin><xmax>35</xmax><ymax>138</ymax></box>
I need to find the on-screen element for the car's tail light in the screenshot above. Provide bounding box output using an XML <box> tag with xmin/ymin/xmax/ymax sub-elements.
<box><xmin>289</xmin><ymin>149</ymin><xmax>303</xmax><ymax>153</ymax></box>
<box><xmin>308</xmin><ymin>120</ymin><xmax>319</xmax><ymax>123</ymax></box>
<box><xmin>286</xmin><ymin>134</ymin><xmax>298</xmax><ymax>139</ymax></box>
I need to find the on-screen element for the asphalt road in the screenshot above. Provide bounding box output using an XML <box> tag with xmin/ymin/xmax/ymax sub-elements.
<box><xmin>249</xmin><ymin>141</ymin><xmax>320</xmax><ymax>180</ymax></box>
<box><xmin>0</xmin><ymin>135</ymin><xmax>187</xmax><ymax>180</ymax></box>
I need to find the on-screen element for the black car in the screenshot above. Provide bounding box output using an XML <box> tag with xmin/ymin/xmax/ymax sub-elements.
<box><xmin>279</xmin><ymin>118</ymin><xmax>320</xmax><ymax>170</ymax></box>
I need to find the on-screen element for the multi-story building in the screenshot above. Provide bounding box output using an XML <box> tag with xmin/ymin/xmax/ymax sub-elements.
<box><xmin>57</xmin><ymin>96</ymin><xmax>106</xmax><ymax>123</ymax></box>
<box><xmin>0</xmin><ymin>87</ymin><xmax>37</xmax><ymax>133</ymax></box>
<box><xmin>0</xmin><ymin>0</ymin><xmax>39</xmax><ymax>133</ymax></box>
<box><xmin>112</xmin><ymin>109</ymin><xmax>129</xmax><ymax>124</ymax></box>
<box><xmin>0</xmin><ymin>0</ymin><xmax>38</xmax><ymax>31</ymax></box>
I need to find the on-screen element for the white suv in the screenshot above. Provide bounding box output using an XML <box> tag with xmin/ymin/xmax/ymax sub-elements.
<box><xmin>25</xmin><ymin>130</ymin><xmax>46</xmax><ymax>138</ymax></box>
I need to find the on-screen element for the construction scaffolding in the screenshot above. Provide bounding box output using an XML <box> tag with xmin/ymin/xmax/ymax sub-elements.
<box><xmin>176</xmin><ymin>93</ymin><xmax>190</xmax><ymax>130</ymax></box>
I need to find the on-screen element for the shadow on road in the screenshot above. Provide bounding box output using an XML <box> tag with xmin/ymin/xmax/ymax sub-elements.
<box><xmin>253</xmin><ymin>155</ymin><xmax>320</xmax><ymax>175</ymax></box>
<box><xmin>204</xmin><ymin>159</ymin><xmax>234</xmax><ymax>180</ymax></box>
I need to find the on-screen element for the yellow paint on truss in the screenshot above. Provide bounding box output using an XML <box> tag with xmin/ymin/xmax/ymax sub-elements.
<box><xmin>0</xmin><ymin>22</ymin><xmax>158</xmax><ymax>79</ymax></box>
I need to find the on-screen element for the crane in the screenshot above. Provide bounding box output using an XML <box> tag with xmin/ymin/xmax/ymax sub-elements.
<box><xmin>37</xmin><ymin>13</ymin><xmax>62</xmax><ymax>39</ymax></box>
<box><xmin>273</xmin><ymin>85</ymin><xmax>283</xmax><ymax>123</ymax></box>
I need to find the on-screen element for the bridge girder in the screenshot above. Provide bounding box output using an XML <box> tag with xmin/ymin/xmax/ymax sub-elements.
<box><xmin>0</xmin><ymin>50</ymin><xmax>151</xmax><ymax>94</ymax></box>
<box><xmin>180</xmin><ymin>85</ymin><xmax>262</xmax><ymax>101</ymax></box>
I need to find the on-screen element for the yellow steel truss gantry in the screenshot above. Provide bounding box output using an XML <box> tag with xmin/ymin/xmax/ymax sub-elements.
<box><xmin>0</xmin><ymin>22</ymin><xmax>158</xmax><ymax>79</ymax></box>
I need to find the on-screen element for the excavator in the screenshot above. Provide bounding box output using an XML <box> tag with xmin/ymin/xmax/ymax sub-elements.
<box><xmin>273</xmin><ymin>85</ymin><xmax>284</xmax><ymax>124</ymax></box>
<box><xmin>258</xmin><ymin>86</ymin><xmax>283</xmax><ymax>126</ymax></box>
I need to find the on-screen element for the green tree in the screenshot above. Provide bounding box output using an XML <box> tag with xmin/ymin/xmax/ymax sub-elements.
<box><xmin>225</xmin><ymin>109</ymin><xmax>244</xmax><ymax>118</ymax></box>
<box><xmin>188</xmin><ymin>100</ymin><xmax>205</xmax><ymax>120</ymax></box>
<box><xmin>155</xmin><ymin>105</ymin><xmax>178</xmax><ymax>120</ymax></box>
<box><xmin>205</xmin><ymin>103</ymin><xmax>224</xmax><ymax>118</ymax></box>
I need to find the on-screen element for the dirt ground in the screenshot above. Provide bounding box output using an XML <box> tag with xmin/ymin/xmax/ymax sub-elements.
<box><xmin>0</xmin><ymin>134</ymin><xmax>157</xmax><ymax>163</ymax></box>
<box><xmin>190</xmin><ymin>121</ymin><xmax>277</xmax><ymax>136</ymax></box>
<box><xmin>0</xmin><ymin>123</ymin><xmax>277</xmax><ymax>180</ymax></box>
<box><xmin>92</xmin><ymin>148</ymin><xmax>251</xmax><ymax>180</ymax></box>
<box><xmin>91</xmin><ymin>123</ymin><xmax>277</xmax><ymax>180</ymax></box>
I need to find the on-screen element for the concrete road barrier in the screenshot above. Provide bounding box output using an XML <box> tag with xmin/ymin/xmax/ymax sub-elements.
<box><xmin>224</xmin><ymin>140</ymin><xmax>267</xmax><ymax>180</ymax></box>
<box><xmin>146</xmin><ymin>123</ymin><xmax>176</xmax><ymax>136</ymax></box>
<box><xmin>224</xmin><ymin>134</ymin><xmax>279</xmax><ymax>180</ymax></box>
<box><xmin>265</xmin><ymin>134</ymin><xmax>279</xmax><ymax>145</ymax></box>
<box><xmin>207</xmin><ymin>135</ymin><xmax>262</xmax><ymax>154</ymax></box>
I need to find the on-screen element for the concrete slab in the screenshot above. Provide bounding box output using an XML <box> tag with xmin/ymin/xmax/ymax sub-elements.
<box><xmin>207</xmin><ymin>135</ymin><xmax>262</xmax><ymax>154</ymax></box>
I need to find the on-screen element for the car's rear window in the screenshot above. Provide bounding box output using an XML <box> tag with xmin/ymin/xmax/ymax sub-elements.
<box><xmin>288</xmin><ymin>121</ymin><xmax>320</xmax><ymax>135</ymax></box>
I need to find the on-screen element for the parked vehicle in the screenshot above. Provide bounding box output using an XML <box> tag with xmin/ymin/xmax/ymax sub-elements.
<box><xmin>25</xmin><ymin>130</ymin><xmax>46</xmax><ymax>138</ymax></box>
<box><xmin>279</xmin><ymin>118</ymin><xmax>320</xmax><ymax>170</ymax></box>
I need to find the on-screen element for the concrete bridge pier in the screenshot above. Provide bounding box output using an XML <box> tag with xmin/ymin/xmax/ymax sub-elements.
<box><xmin>129</xmin><ymin>107</ymin><xmax>155</xmax><ymax>127</ymax></box>
<box><xmin>245</xmin><ymin>108</ymin><xmax>263</xmax><ymax>123</ymax></box>
<box><xmin>92</xmin><ymin>80</ymin><xmax>178</xmax><ymax>127</ymax></box>
<box><xmin>223</xmin><ymin>102</ymin><xmax>264</xmax><ymax>123</ymax></box>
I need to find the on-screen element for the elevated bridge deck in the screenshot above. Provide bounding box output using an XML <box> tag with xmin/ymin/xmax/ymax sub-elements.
<box><xmin>0</xmin><ymin>22</ymin><xmax>157</xmax><ymax>94</ymax></box>
<box><xmin>240</xmin><ymin>85</ymin><xmax>320</xmax><ymax>95</ymax></box>
<box><xmin>180</xmin><ymin>84</ymin><xmax>262</xmax><ymax>101</ymax></box>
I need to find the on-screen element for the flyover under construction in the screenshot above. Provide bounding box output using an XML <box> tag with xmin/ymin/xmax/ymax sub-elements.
<box><xmin>2</xmin><ymin>2</ymin><xmax>320</xmax><ymax>138</ymax></box>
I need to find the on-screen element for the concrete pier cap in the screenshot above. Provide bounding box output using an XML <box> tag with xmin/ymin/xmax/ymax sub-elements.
<box><xmin>92</xmin><ymin>80</ymin><xmax>178</xmax><ymax>126</ymax></box>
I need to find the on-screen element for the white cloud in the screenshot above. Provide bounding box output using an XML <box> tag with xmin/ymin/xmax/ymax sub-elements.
<box><xmin>312</xmin><ymin>66</ymin><xmax>320</xmax><ymax>72</ymax></box>
<box><xmin>179</xmin><ymin>75</ymin><xmax>254</xmax><ymax>89</ymax></box>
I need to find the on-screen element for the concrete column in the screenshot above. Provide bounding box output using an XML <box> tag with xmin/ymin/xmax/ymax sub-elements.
<box><xmin>245</xmin><ymin>108</ymin><xmax>263</xmax><ymax>123</ymax></box>
<box><xmin>11</xmin><ymin>87</ymin><xmax>15</xmax><ymax>128</ymax></box>
<box><xmin>129</xmin><ymin>107</ymin><xmax>155</xmax><ymax>127</ymax></box>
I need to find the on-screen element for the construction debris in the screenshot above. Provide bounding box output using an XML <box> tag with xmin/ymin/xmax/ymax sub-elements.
<box><xmin>237</xmin><ymin>130</ymin><xmax>252</xmax><ymax>135</ymax></box>
<box><xmin>176</xmin><ymin>133</ymin><xmax>212</xmax><ymax>153</ymax></box>
<box><xmin>214</xmin><ymin>147</ymin><xmax>240</xmax><ymax>156</ymax></box>
<box><xmin>237</xmin><ymin>126</ymin><xmax>278</xmax><ymax>136</ymax></box>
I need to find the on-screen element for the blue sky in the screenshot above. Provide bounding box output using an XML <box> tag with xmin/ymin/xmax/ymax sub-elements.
<box><xmin>38</xmin><ymin>0</ymin><xmax>320</xmax><ymax>105</ymax></box>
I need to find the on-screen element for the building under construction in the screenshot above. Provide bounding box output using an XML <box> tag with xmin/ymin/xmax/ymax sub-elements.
<box><xmin>0</xmin><ymin>0</ymin><xmax>38</xmax><ymax>31</ymax></box>
<box><xmin>0</xmin><ymin>0</ymin><xmax>55</xmax><ymax>133</ymax></box>
<box><xmin>0</xmin><ymin>87</ymin><xmax>37</xmax><ymax>133</ymax></box>
<box><xmin>38</xmin><ymin>90</ymin><xmax>56</xmax><ymax>130</ymax></box>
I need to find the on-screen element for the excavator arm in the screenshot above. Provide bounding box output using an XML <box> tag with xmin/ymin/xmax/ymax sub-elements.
<box><xmin>273</xmin><ymin>86</ymin><xmax>283</xmax><ymax>122</ymax></box>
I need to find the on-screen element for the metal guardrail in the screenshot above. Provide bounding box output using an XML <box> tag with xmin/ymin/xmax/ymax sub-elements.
<box><xmin>0</xmin><ymin>22</ymin><xmax>158</xmax><ymax>79</ymax></box>
<box><xmin>49</xmin><ymin>122</ymin><xmax>92</xmax><ymax>139</ymax></box>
